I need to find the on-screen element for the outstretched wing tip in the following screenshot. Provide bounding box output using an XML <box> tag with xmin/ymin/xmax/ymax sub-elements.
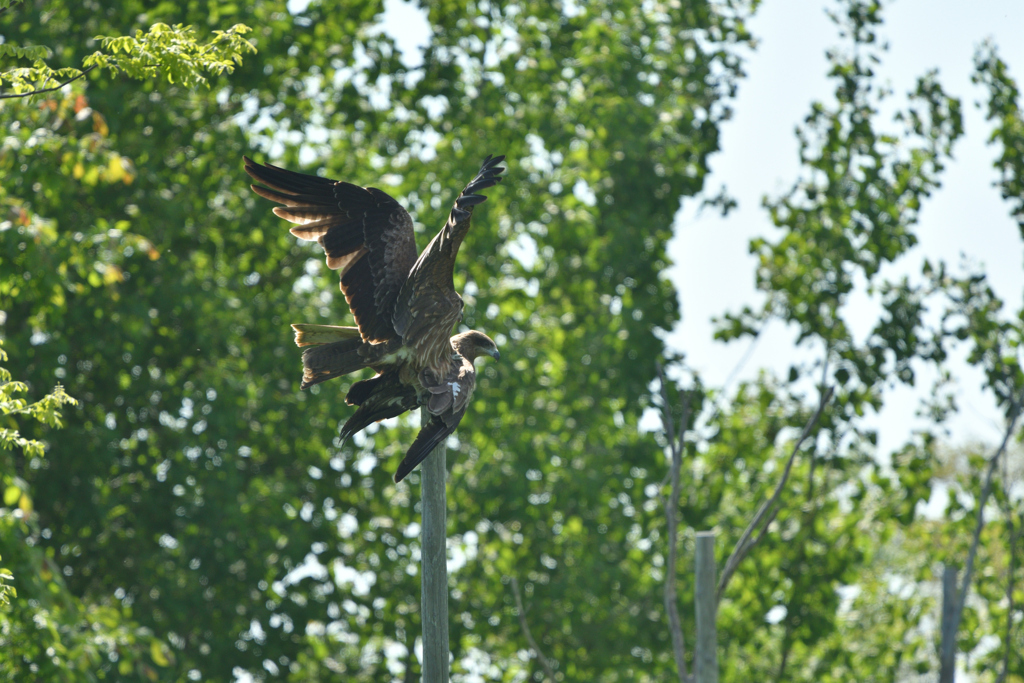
<box><xmin>243</xmin><ymin>156</ymin><xmax>268</xmax><ymax>180</ymax></box>
<box><xmin>483</xmin><ymin>154</ymin><xmax>506</xmax><ymax>175</ymax></box>
<box><xmin>450</xmin><ymin>155</ymin><xmax>508</xmax><ymax>212</ymax></box>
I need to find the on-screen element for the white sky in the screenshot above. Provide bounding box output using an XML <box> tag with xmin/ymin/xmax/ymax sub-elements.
<box><xmin>368</xmin><ymin>0</ymin><xmax>1024</xmax><ymax>455</ymax></box>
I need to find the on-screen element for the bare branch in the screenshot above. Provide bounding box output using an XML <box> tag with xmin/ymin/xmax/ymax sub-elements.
<box><xmin>0</xmin><ymin>65</ymin><xmax>96</xmax><ymax>100</ymax></box>
<box><xmin>951</xmin><ymin>395</ymin><xmax>1022</xmax><ymax>642</ymax></box>
<box><xmin>510</xmin><ymin>575</ymin><xmax>557</xmax><ymax>683</ymax></box>
<box><xmin>657</xmin><ymin>361</ymin><xmax>692</xmax><ymax>683</ymax></box>
<box><xmin>656</xmin><ymin>362</ymin><xmax>682</xmax><ymax>465</ymax></box>
<box><xmin>716</xmin><ymin>385</ymin><xmax>834</xmax><ymax>603</ymax></box>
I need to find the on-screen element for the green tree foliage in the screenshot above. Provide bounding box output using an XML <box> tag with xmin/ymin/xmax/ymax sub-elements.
<box><xmin>2</xmin><ymin>0</ymin><xmax>755</xmax><ymax>679</ymax></box>
<box><xmin>0</xmin><ymin>20</ymin><xmax>254</xmax><ymax>97</ymax></box>
<box><xmin>1</xmin><ymin>0</ymin><xmax>1023</xmax><ymax>681</ymax></box>
<box><xmin>915</xmin><ymin>41</ymin><xmax>1024</xmax><ymax>681</ymax></box>
<box><xmin>0</xmin><ymin>344</ymin><xmax>175</xmax><ymax>680</ymax></box>
<box><xmin>696</xmin><ymin>7</ymin><xmax>1024</xmax><ymax>680</ymax></box>
<box><xmin>1</xmin><ymin>343</ymin><xmax>77</xmax><ymax>459</ymax></box>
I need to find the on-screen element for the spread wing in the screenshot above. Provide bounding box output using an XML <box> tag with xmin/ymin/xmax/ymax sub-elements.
<box><xmin>244</xmin><ymin>157</ymin><xmax>418</xmax><ymax>342</ymax></box>
<box><xmin>392</xmin><ymin>155</ymin><xmax>505</xmax><ymax>372</ymax></box>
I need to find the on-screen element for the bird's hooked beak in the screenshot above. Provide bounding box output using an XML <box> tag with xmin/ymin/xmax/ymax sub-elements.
<box><xmin>486</xmin><ymin>347</ymin><xmax>501</xmax><ymax>361</ymax></box>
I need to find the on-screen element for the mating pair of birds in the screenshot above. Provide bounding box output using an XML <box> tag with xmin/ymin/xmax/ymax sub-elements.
<box><xmin>244</xmin><ymin>154</ymin><xmax>505</xmax><ymax>482</ymax></box>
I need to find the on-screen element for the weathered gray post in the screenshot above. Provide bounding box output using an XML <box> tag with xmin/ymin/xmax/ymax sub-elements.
<box><xmin>940</xmin><ymin>564</ymin><xmax>958</xmax><ymax>683</ymax></box>
<box><xmin>420</xmin><ymin>407</ymin><xmax>449</xmax><ymax>682</ymax></box>
<box><xmin>695</xmin><ymin>531</ymin><xmax>718</xmax><ymax>683</ymax></box>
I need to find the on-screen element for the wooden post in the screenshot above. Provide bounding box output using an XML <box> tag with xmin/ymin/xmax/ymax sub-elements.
<box><xmin>940</xmin><ymin>564</ymin><xmax>958</xmax><ymax>683</ymax></box>
<box><xmin>695</xmin><ymin>531</ymin><xmax>718</xmax><ymax>683</ymax></box>
<box><xmin>420</xmin><ymin>407</ymin><xmax>449</xmax><ymax>683</ymax></box>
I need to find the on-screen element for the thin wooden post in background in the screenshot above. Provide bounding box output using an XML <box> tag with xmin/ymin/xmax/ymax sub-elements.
<box><xmin>420</xmin><ymin>407</ymin><xmax>449</xmax><ymax>683</ymax></box>
<box><xmin>695</xmin><ymin>531</ymin><xmax>718</xmax><ymax>683</ymax></box>
<box><xmin>940</xmin><ymin>564</ymin><xmax>958</xmax><ymax>683</ymax></box>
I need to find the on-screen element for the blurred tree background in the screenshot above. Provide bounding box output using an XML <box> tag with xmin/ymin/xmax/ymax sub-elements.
<box><xmin>1</xmin><ymin>0</ymin><xmax>1022</xmax><ymax>681</ymax></box>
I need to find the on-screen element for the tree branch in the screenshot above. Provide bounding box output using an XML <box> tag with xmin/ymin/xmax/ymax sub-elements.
<box><xmin>0</xmin><ymin>64</ymin><xmax>96</xmax><ymax>100</ymax></box>
<box><xmin>950</xmin><ymin>394</ymin><xmax>1022</xmax><ymax>649</ymax></box>
<box><xmin>657</xmin><ymin>361</ymin><xmax>692</xmax><ymax>683</ymax></box>
<box><xmin>716</xmin><ymin>385</ymin><xmax>834</xmax><ymax>603</ymax></box>
<box><xmin>510</xmin><ymin>575</ymin><xmax>557</xmax><ymax>683</ymax></box>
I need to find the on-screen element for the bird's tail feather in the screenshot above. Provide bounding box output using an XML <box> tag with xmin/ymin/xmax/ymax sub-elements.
<box><xmin>300</xmin><ymin>337</ymin><xmax>365</xmax><ymax>389</ymax></box>
<box><xmin>292</xmin><ymin>323</ymin><xmax>361</xmax><ymax>347</ymax></box>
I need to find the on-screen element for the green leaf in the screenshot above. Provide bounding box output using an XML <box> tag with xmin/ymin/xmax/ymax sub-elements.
<box><xmin>150</xmin><ymin>640</ymin><xmax>170</xmax><ymax>667</ymax></box>
<box><xmin>3</xmin><ymin>485</ymin><xmax>20</xmax><ymax>506</ymax></box>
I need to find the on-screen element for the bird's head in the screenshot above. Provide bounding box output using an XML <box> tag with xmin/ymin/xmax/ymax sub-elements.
<box><xmin>451</xmin><ymin>330</ymin><xmax>500</xmax><ymax>362</ymax></box>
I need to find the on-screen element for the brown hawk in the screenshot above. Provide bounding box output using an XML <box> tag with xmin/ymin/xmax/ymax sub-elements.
<box><xmin>244</xmin><ymin>155</ymin><xmax>504</xmax><ymax>482</ymax></box>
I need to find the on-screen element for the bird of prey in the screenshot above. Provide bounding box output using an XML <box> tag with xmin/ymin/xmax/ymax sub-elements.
<box><xmin>244</xmin><ymin>154</ymin><xmax>504</xmax><ymax>482</ymax></box>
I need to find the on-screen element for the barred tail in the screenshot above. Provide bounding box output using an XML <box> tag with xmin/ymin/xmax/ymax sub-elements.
<box><xmin>300</xmin><ymin>337</ymin><xmax>366</xmax><ymax>389</ymax></box>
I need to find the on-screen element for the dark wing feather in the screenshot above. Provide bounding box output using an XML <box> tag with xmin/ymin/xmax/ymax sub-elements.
<box><xmin>392</xmin><ymin>155</ymin><xmax>505</xmax><ymax>371</ymax></box>
<box><xmin>244</xmin><ymin>157</ymin><xmax>418</xmax><ymax>342</ymax></box>
<box><xmin>338</xmin><ymin>371</ymin><xmax>418</xmax><ymax>443</ymax></box>
<box><xmin>393</xmin><ymin>409</ymin><xmax>466</xmax><ymax>483</ymax></box>
<box><xmin>340</xmin><ymin>249</ymin><xmax>383</xmax><ymax>339</ymax></box>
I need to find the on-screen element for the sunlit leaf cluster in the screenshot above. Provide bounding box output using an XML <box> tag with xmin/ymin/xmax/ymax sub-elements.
<box><xmin>0</xmin><ymin>21</ymin><xmax>254</xmax><ymax>98</ymax></box>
